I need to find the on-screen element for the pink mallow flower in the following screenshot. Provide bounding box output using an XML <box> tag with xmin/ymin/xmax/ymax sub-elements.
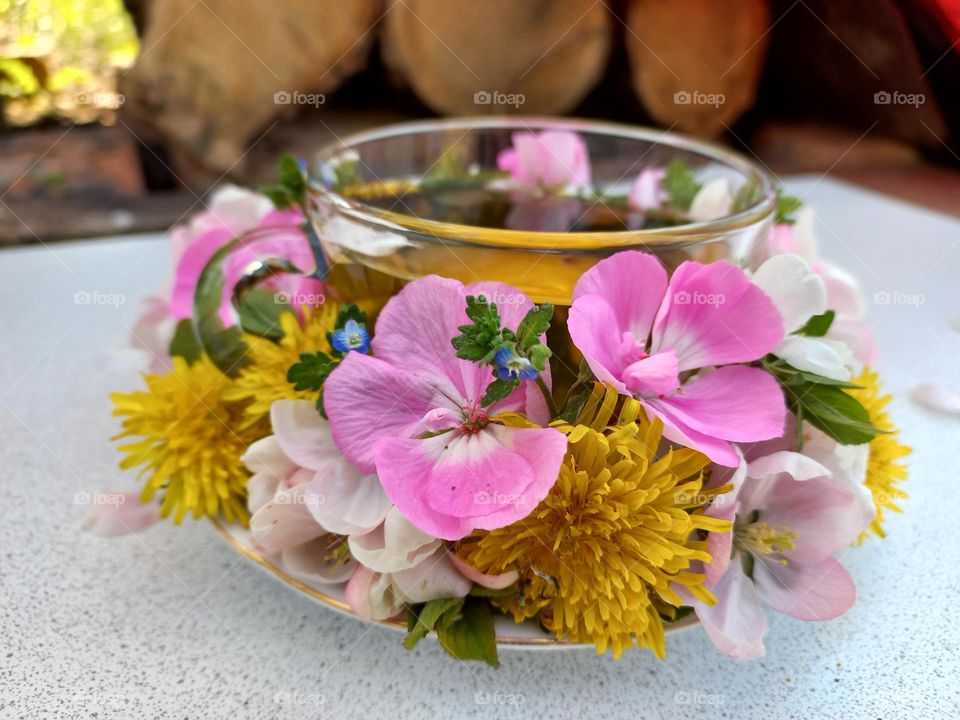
<box><xmin>567</xmin><ymin>251</ymin><xmax>786</xmax><ymax>466</ymax></box>
<box><xmin>627</xmin><ymin>167</ymin><xmax>667</xmax><ymax>211</ymax></box>
<box><xmin>242</xmin><ymin>399</ymin><xmax>393</xmax><ymax>585</ymax></box>
<box><xmin>496</xmin><ymin>130</ymin><xmax>592</xmax><ymax>194</ymax></box>
<box><xmin>323</xmin><ymin>276</ymin><xmax>568</xmax><ymax>541</ymax></box>
<box><xmin>693</xmin><ymin>449</ymin><xmax>868</xmax><ymax>659</ymax></box>
<box><xmin>168</xmin><ymin>186</ymin><xmax>323</xmax><ymax>328</ymax></box>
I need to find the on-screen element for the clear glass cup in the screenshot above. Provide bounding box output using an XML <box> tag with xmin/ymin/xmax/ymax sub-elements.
<box><xmin>308</xmin><ymin>117</ymin><xmax>776</xmax><ymax>309</ymax></box>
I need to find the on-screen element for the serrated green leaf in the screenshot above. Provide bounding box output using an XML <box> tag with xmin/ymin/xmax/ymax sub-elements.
<box><xmin>287</xmin><ymin>351</ymin><xmax>336</xmax><ymax>392</ymax></box>
<box><xmin>661</xmin><ymin>158</ymin><xmax>701</xmax><ymax>211</ymax></box>
<box><xmin>334</xmin><ymin>303</ymin><xmax>368</xmax><ymax>330</ymax></box>
<box><xmin>435</xmin><ymin>598</ymin><xmax>499</xmax><ymax>667</ymax></box>
<box><xmin>797</xmin><ymin>310</ymin><xmax>835</xmax><ymax>337</ymax></box>
<box><xmin>403</xmin><ymin>597</ymin><xmax>465</xmax><ymax>651</ymax></box>
<box><xmin>527</xmin><ymin>343</ymin><xmax>552</xmax><ymax>372</ymax></box>
<box><xmin>481</xmin><ymin>378</ymin><xmax>518</xmax><ymax>406</ymax></box>
<box><xmin>515</xmin><ymin>303</ymin><xmax>553</xmax><ymax>350</ymax></box>
<box><xmin>168</xmin><ymin>318</ymin><xmax>202</xmax><ymax>364</ymax></box>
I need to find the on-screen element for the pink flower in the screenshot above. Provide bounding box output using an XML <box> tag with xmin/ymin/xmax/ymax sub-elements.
<box><xmin>567</xmin><ymin>251</ymin><xmax>786</xmax><ymax>466</ymax></box>
<box><xmin>627</xmin><ymin>167</ymin><xmax>667</xmax><ymax>211</ymax></box>
<box><xmin>242</xmin><ymin>400</ymin><xmax>393</xmax><ymax>585</ymax></box>
<box><xmin>168</xmin><ymin>186</ymin><xmax>323</xmax><ymax>327</ymax></box>
<box><xmin>323</xmin><ymin>276</ymin><xmax>568</xmax><ymax>541</ymax></box>
<box><xmin>765</xmin><ymin>208</ymin><xmax>875</xmax><ymax>364</ymax></box>
<box><xmin>496</xmin><ymin>130</ymin><xmax>591</xmax><ymax>193</ymax></box>
<box><xmin>694</xmin><ymin>449</ymin><xmax>867</xmax><ymax>659</ymax></box>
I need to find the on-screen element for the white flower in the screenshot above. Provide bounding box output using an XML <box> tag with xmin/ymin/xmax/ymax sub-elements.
<box><xmin>689</xmin><ymin>178</ymin><xmax>732</xmax><ymax>221</ymax></box>
<box><xmin>752</xmin><ymin>254</ymin><xmax>853</xmax><ymax>381</ymax></box>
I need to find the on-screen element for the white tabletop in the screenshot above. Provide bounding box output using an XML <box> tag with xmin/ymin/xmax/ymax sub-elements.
<box><xmin>1</xmin><ymin>177</ymin><xmax>958</xmax><ymax>719</ymax></box>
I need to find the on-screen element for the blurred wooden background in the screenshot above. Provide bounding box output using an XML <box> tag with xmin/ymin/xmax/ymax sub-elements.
<box><xmin>2</xmin><ymin>0</ymin><xmax>959</xmax><ymax>244</ymax></box>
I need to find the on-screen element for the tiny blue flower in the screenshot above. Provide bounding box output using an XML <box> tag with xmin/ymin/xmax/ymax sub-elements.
<box><xmin>331</xmin><ymin>319</ymin><xmax>370</xmax><ymax>354</ymax></box>
<box><xmin>494</xmin><ymin>346</ymin><xmax>538</xmax><ymax>382</ymax></box>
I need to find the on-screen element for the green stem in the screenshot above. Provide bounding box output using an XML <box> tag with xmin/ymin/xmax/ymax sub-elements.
<box><xmin>535</xmin><ymin>375</ymin><xmax>559</xmax><ymax>420</ymax></box>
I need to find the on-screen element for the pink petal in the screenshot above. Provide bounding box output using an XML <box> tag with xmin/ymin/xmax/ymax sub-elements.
<box><xmin>82</xmin><ymin>492</ymin><xmax>161</xmax><ymax>536</ymax></box>
<box><xmin>270</xmin><ymin>400</ymin><xmax>343</xmax><ymax>472</ymax></box>
<box><xmin>449</xmin><ymin>553</ymin><xmax>519</xmax><ymax>590</ymax></box>
<box><xmin>627</xmin><ymin>167</ymin><xmax>667</xmax><ymax>210</ymax></box>
<box><xmin>502</xmin><ymin>130</ymin><xmax>591</xmax><ymax>190</ymax></box>
<box><xmin>373</xmin><ymin>424</ymin><xmax>567</xmax><ymax>541</ymax></box>
<box><xmin>567</xmin><ymin>294</ymin><xmax>632</xmax><ymax>394</ymax></box>
<box><xmin>305</xmin><ymin>460</ymin><xmax>391</xmax><ymax>536</ymax></box>
<box><xmin>646</xmin><ymin>366</ymin><xmax>786</xmax><ymax>464</ymax></box>
<box><xmin>622</xmin><ymin>348</ymin><xmax>679</xmax><ymax>396</ymax></box>
<box><xmin>347</xmin><ymin>507</ymin><xmax>440</xmax><ymax>573</ymax></box>
<box><xmin>249</xmin><ymin>484</ymin><xmax>325</xmax><ymax>554</ymax></box>
<box><xmin>753</xmin><ymin>556</ymin><xmax>856</xmax><ymax>621</ymax></box>
<box><xmin>169</xmin><ymin>228</ymin><xmax>233</xmax><ymax>320</ymax></box>
<box><xmin>345</xmin><ymin>566</ymin><xmax>402</xmax><ymax>621</ymax></box>
<box><xmin>241</xmin><ymin>435</ymin><xmax>297</xmax><ymax>479</ymax></box>
<box><xmin>695</xmin><ymin>557</ymin><xmax>768</xmax><ymax>660</ymax></box>
<box><xmin>281</xmin><ymin>538</ymin><xmax>356</xmax><ymax>585</ymax></box>
<box><xmin>324</xmin><ymin>353</ymin><xmax>448</xmax><ymax>473</ymax></box>
<box><xmin>131</xmin><ymin>296</ymin><xmax>175</xmax><ymax>373</ymax></box>
<box><xmin>653</xmin><ymin>261</ymin><xmax>784</xmax><ymax>371</ymax></box>
<box><xmin>572</xmin><ymin>251</ymin><xmax>667</xmax><ymax>342</ymax></box>
<box><xmin>391</xmin><ymin>550</ymin><xmax>472</xmax><ymax>604</ymax></box>
<box><xmin>742</xmin><ymin>465</ymin><xmax>865</xmax><ymax>562</ymax></box>
<box><xmin>246</xmin><ymin>471</ymin><xmax>282</xmax><ymax>515</ymax></box>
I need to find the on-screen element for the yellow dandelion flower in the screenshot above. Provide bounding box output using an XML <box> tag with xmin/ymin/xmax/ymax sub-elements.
<box><xmin>849</xmin><ymin>368</ymin><xmax>910</xmax><ymax>540</ymax></box>
<box><xmin>224</xmin><ymin>304</ymin><xmax>339</xmax><ymax>428</ymax></box>
<box><xmin>457</xmin><ymin>384</ymin><xmax>731</xmax><ymax>659</ymax></box>
<box><xmin>111</xmin><ymin>355</ymin><xmax>263</xmax><ymax>525</ymax></box>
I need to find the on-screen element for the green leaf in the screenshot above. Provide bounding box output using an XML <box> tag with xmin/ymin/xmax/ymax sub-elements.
<box><xmin>287</xmin><ymin>352</ymin><xmax>336</xmax><ymax>392</ymax></box>
<box><xmin>787</xmin><ymin>382</ymin><xmax>881</xmax><ymax>445</ymax></box>
<box><xmin>557</xmin><ymin>386</ymin><xmax>591</xmax><ymax>424</ymax></box>
<box><xmin>468</xmin><ymin>583</ymin><xmax>518</xmax><ymax>599</ymax></box>
<box><xmin>527</xmin><ymin>343</ymin><xmax>552</xmax><ymax>373</ymax></box>
<box><xmin>481</xmin><ymin>378</ymin><xmax>518</xmax><ymax>407</ymax></box>
<box><xmin>797</xmin><ymin>310</ymin><xmax>835</xmax><ymax>337</ymax></box>
<box><xmin>661</xmin><ymin>158</ymin><xmax>701</xmax><ymax>211</ymax></box>
<box><xmin>333</xmin><ymin>303</ymin><xmax>368</xmax><ymax>330</ymax></box>
<box><xmin>435</xmin><ymin>597</ymin><xmax>500</xmax><ymax>667</ymax></box>
<box><xmin>168</xmin><ymin>319</ymin><xmax>202</xmax><ymax>364</ymax></box>
<box><xmin>775</xmin><ymin>193</ymin><xmax>803</xmax><ymax>224</ymax></box>
<box><xmin>403</xmin><ymin>597</ymin><xmax>465</xmax><ymax>650</ymax></box>
<box><xmin>260</xmin><ymin>154</ymin><xmax>306</xmax><ymax>210</ymax></box>
<box><xmin>237</xmin><ymin>289</ymin><xmax>289</xmax><ymax>340</ymax></box>
<box><xmin>452</xmin><ymin>295</ymin><xmax>505</xmax><ymax>362</ymax></box>
<box><xmin>515</xmin><ymin>303</ymin><xmax>554</xmax><ymax>350</ymax></box>
<box><xmin>331</xmin><ymin>156</ymin><xmax>360</xmax><ymax>193</ymax></box>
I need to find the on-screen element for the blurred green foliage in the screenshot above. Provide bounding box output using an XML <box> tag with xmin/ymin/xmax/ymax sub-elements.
<box><xmin>0</xmin><ymin>0</ymin><xmax>139</xmax><ymax>125</ymax></box>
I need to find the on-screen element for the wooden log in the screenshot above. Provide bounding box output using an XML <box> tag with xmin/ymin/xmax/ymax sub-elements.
<box><xmin>120</xmin><ymin>0</ymin><xmax>381</xmax><ymax>171</ymax></box>
<box><xmin>381</xmin><ymin>0</ymin><xmax>612</xmax><ymax>115</ymax></box>
<box><xmin>624</xmin><ymin>0</ymin><xmax>771</xmax><ymax>137</ymax></box>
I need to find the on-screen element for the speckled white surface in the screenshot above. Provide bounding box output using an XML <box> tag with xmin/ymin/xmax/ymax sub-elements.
<box><xmin>1</xmin><ymin>177</ymin><xmax>958</xmax><ymax>720</ymax></box>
